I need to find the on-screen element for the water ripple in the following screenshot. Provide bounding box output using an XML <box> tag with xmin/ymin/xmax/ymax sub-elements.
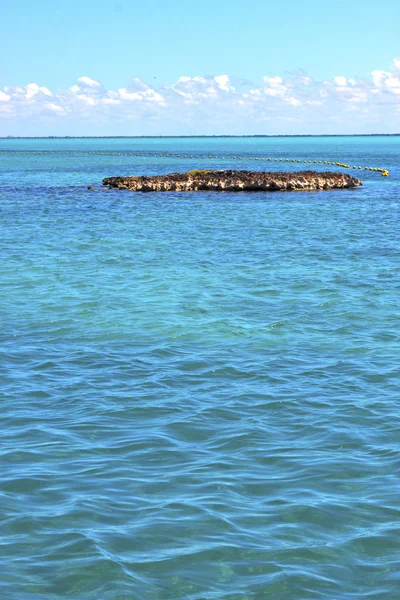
<box><xmin>1</xmin><ymin>137</ymin><xmax>400</xmax><ymax>599</ymax></box>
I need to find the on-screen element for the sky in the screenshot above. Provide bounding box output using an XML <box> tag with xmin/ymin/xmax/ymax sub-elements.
<box><xmin>0</xmin><ymin>0</ymin><xmax>399</xmax><ymax>136</ymax></box>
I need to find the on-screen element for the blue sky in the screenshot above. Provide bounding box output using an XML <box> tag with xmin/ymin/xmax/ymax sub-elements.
<box><xmin>1</xmin><ymin>0</ymin><xmax>399</xmax><ymax>135</ymax></box>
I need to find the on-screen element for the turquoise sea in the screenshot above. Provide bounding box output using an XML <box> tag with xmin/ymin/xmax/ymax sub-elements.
<box><xmin>1</xmin><ymin>136</ymin><xmax>399</xmax><ymax>599</ymax></box>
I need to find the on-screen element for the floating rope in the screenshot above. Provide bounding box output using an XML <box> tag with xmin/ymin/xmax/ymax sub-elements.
<box><xmin>0</xmin><ymin>150</ymin><xmax>390</xmax><ymax>176</ymax></box>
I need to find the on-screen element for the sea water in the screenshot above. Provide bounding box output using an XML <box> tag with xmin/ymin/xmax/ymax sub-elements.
<box><xmin>1</xmin><ymin>136</ymin><xmax>399</xmax><ymax>599</ymax></box>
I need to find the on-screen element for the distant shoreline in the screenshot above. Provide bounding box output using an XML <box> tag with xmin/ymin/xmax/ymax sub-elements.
<box><xmin>1</xmin><ymin>134</ymin><xmax>399</xmax><ymax>140</ymax></box>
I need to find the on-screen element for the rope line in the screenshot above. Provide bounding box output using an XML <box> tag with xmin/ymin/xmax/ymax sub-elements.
<box><xmin>0</xmin><ymin>150</ymin><xmax>389</xmax><ymax>176</ymax></box>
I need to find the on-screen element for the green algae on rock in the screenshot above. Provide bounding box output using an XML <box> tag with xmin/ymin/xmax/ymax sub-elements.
<box><xmin>102</xmin><ymin>170</ymin><xmax>363</xmax><ymax>192</ymax></box>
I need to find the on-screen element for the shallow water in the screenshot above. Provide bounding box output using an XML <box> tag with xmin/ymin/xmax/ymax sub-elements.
<box><xmin>1</xmin><ymin>136</ymin><xmax>399</xmax><ymax>599</ymax></box>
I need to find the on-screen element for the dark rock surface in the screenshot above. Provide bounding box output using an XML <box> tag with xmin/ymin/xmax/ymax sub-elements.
<box><xmin>102</xmin><ymin>170</ymin><xmax>363</xmax><ymax>192</ymax></box>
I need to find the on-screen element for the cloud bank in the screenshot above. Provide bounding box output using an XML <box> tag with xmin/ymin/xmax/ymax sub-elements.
<box><xmin>1</xmin><ymin>58</ymin><xmax>399</xmax><ymax>135</ymax></box>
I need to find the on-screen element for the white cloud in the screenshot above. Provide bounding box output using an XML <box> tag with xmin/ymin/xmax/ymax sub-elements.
<box><xmin>299</xmin><ymin>75</ymin><xmax>313</xmax><ymax>86</ymax></box>
<box><xmin>45</xmin><ymin>103</ymin><xmax>65</xmax><ymax>114</ymax></box>
<box><xmin>0</xmin><ymin>91</ymin><xmax>10</xmax><ymax>102</ymax></box>
<box><xmin>129</xmin><ymin>77</ymin><xmax>151</xmax><ymax>92</ymax></box>
<box><xmin>0</xmin><ymin>58</ymin><xmax>399</xmax><ymax>134</ymax></box>
<box><xmin>77</xmin><ymin>95</ymin><xmax>96</xmax><ymax>106</ymax></box>
<box><xmin>77</xmin><ymin>76</ymin><xmax>101</xmax><ymax>88</ymax></box>
<box><xmin>334</xmin><ymin>76</ymin><xmax>347</xmax><ymax>87</ymax></box>
<box><xmin>118</xmin><ymin>85</ymin><xmax>164</xmax><ymax>103</ymax></box>
<box><xmin>171</xmin><ymin>75</ymin><xmax>235</xmax><ymax>103</ymax></box>
<box><xmin>371</xmin><ymin>70</ymin><xmax>391</xmax><ymax>87</ymax></box>
<box><xmin>371</xmin><ymin>69</ymin><xmax>400</xmax><ymax>94</ymax></box>
<box><xmin>286</xmin><ymin>97</ymin><xmax>301</xmax><ymax>107</ymax></box>
<box><xmin>25</xmin><ymin>83</ymin><xmax>39</xmax><ymax>99</ymax></box>
<box><xmin>25</xmin><ymin>83</ymin><xmax>52</xmax><ymax>99</ymax></box>
<box><xmin>262</xmin><ymin>76</ymin><xmax>287</xmax><ymax>97</ymax></box>
<box><xmin>101</xmin><ymin>97</ymin><xmax>120</xmax><ymax>105</ymax></box>
<box><xmin>118</xmin><ymin>88</ymin><xmax>143</xmax><ymax>101</ymax></box>
<box><xmin>214</xmin><ymin>75</ymin><xmax>233</xmax><ymax>92</ymax></box>
<box><xmin>384</xmin><ymin>76</ymin><xmax>400</xmax><ymax>94</ymax></box>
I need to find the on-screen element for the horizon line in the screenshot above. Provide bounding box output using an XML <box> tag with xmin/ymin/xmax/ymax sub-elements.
<box><xmin>1</xmin><ymin>133</ymin><xmax>400</xmax><ymax>140</ymax></box>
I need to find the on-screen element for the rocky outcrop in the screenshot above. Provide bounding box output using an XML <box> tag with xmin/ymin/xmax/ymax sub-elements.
<box><xmin>102</xmin><ymin>170</ymin><xmax>363</xmax><ymax>192</ymax></box>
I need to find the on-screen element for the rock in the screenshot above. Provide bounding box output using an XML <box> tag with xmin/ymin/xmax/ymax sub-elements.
<box><xmin>102</xmin><ymin>170</ymin><xmax>363</xmax><ymax>193</ymax></box>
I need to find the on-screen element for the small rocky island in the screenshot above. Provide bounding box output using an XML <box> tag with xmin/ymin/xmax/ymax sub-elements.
<box><xmin>102</xmin><ymin>170</ymin><xmax>363</xmax><ymax>192</ymax></box>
